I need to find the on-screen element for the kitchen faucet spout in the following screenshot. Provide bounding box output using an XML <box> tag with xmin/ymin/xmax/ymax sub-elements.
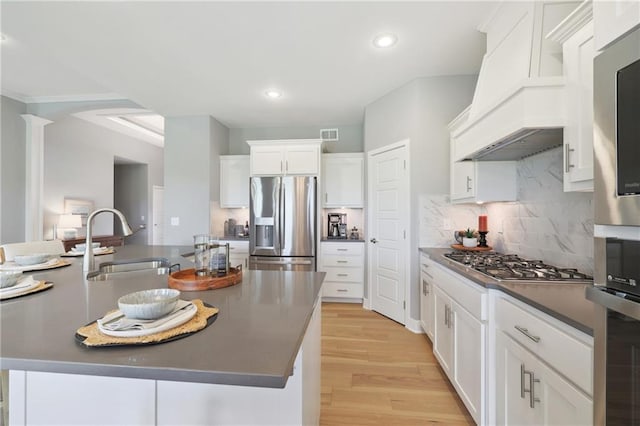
<box><xmin>83</xmin><ymin>208</ymin><xmax>134</xmax><ymax>274</ymax></box>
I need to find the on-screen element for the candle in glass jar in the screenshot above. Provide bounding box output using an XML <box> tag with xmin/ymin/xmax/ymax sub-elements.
<box><xmin>478</xmin><ymin>215</ymin><xmax>488</xmax><ymax>232</ymax></box>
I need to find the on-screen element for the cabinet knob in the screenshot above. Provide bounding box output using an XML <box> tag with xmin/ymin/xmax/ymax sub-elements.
<box><xmin>370</xmin><ymin>238</ymin><xmax>378</xmax><ymax>244</ymax></box>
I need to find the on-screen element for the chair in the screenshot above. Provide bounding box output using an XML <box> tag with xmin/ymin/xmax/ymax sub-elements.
<box><xmin>0</xmin><ymin>240</ymin><xmax>65</xmax><ymax>262</ymax></box>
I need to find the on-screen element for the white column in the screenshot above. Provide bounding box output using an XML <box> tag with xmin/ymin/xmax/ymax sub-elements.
<box><xmin>21</xmin><ymin>114</ymin><xmax>53</xmax><ymax>241</ymax></box>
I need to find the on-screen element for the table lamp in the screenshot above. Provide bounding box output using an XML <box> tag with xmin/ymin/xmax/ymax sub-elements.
<box><xmin>58</xmin><ymin>214</ymin><xmax>82</xmax><ymax>239</ymax></box>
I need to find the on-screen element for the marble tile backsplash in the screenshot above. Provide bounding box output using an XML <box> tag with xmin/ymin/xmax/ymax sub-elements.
<box><xmin>420</xmin><ymin>147</ymin><xmax>594</xmax><ymax>275</ymax></box>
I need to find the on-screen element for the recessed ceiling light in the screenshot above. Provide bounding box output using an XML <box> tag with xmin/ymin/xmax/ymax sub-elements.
<box><xmin>265</xmin><ymin>90</ymin><xmax>282</xmax><ymax>99</ymax></box>
<box><xmin>373</xmin><ymin>33</ymin><xmax>397</xmax><ymax>48</ymax></box>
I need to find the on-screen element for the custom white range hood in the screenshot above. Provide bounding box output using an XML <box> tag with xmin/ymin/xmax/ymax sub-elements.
<box><xmin>451</xmin><ymin>1</ymin><xmax>580</xmax><ymax>162</ymax></box>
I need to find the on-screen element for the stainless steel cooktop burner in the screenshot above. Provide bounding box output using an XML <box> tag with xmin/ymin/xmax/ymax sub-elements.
<box><xmin>444</xmin><ymin>251</ymin><xmax>592</xmax><ymax>282</ymax></box>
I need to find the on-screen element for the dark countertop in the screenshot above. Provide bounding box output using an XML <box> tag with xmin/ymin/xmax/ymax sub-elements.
<box><xmin>0</xmin><ymin>245</ymin><xmax>325</xmax><ymax>388</ymax></box>
<box><xmin>419</xmin><ymin>247</ymin><xmax>595</xmax><ymax>335</ymax></box>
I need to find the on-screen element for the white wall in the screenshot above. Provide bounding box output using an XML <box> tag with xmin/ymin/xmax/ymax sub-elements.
<box><xmin>164</xmin><ymin>116</ymin><xmax>228</xmax><ymax>246</ymax></box>
<box><xmin>1</xmin><ymin>96</ymin><xmax>27</xmax><ymax>244</ymax></box>
<box><xmin>228</xmin><ymin>124</ymin><xmax>363</xmax><ymax>154</ymax></box>
<box><xmin>364</xmin><ymin>75</ymin><xmax>478</xmax><ymax>322</ymax></box>
<box><xmin>42</xmin><ymin>115</ymin><xmax>164</xmax><ymax>239</ymax></box>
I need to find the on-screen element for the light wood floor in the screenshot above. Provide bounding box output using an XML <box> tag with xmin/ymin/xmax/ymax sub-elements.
<box><xmin>320</xmin><ymin>302</ymin><xmax>474</xmax><ymax>425</ymax></box>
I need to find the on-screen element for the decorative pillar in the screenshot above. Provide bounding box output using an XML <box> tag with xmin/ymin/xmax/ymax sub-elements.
<box><xmin>21</xmin><ymin>114</ymin><xmax>53</xmax><ymax>241</ymax></box>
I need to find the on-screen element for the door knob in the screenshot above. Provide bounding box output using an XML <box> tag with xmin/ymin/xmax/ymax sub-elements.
<box><xmin>370</xmin><ymin>238</ymin><xmax>378</xmax><ymax>244</ymax></box>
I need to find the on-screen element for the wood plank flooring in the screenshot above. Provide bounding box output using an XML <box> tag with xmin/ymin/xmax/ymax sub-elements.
<box><xmin>321</xmin><ymin>302</ymin><xmax>474</xmax><ymax>425</ymax></box>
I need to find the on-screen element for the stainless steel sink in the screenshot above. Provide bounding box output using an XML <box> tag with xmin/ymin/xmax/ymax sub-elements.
<box><xmin>86</xmin><ymin>257</ymin><xmax>174</xmax><ymax>281</ymax></box>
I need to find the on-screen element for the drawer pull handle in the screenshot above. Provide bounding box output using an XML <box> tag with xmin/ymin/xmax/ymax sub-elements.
<box><xmin>515</xmin><ymin>325</ymin><xmax>541</xmax><ymax>343</ymax></box>
<box><xmin>337</xmin><ymin>274</ymin><xmax>348</xmax><ymax>277</ymax></box>
<box><xmin>337</xmin><ymin>260</ymin><xmax>348</xmax><ymax>264</ymax></box>
<box><xmin>337</xmin><ymin>248</ymin><xmax>348</xmax><ymax>251</ymax></box>
<box><xmin>337</xmin><ymin>289</ymin><xmax>348</xmax><ymax>292</ymax></box>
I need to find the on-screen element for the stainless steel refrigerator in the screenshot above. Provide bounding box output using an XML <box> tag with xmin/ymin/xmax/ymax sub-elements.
<box><xmin>249</xmin><ymin>176</ymin><xmax>316</xmax><ymax>271</ymax></box>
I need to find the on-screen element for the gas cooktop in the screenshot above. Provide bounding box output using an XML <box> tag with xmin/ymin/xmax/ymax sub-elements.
<box><xmin>444</xmin><ymin>251</ymin><xmax>593</xmax><ymax>282</ymax></box>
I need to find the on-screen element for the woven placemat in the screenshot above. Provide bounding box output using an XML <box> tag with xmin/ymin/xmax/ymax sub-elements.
<box><xmin>0</xmin><ymin>281</ymin><xmax>52</xmax><ymax>301</ymax></box>
<box><xmin>76</xmin><ymin>299</ymin><xmax>218</xmax><ymax>347</ymax></box>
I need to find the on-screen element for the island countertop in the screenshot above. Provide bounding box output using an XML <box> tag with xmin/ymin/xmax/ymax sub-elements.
<box><xmin>0</xmin><ymin>245</ymin><xmax>325</xmax><ymax>388</ymax></box>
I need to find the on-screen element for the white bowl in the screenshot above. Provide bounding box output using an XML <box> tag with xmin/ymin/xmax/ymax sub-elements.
<box><xmin>74</xmin><ymin>242</ymin><xmax>101</xmax><ymax>252</ymax></box>
<box><xmin>0</xmin><ymin>271</ymin><xmax>23</xmax><ymax>289</ymax></box>
<box><xmin>118</xmin><ymin>288</ymin><xmax>180</xmax><ymax>320</ymax></box>
<box><xmin>14</xmin><ymin>253</ymin><xmax>51</xmax><ymax>266</ymax></box>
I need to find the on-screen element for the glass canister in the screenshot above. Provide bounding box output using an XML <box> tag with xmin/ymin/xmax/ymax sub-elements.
<box><xmin>193</xmin><ymin>234</ymin><xmax>211</xmax><ymax>277</ymax></box>
<box><xmin>209</xmin><ymin>239</ymin><xmax>230</xmax><ymax>277</ymax></box>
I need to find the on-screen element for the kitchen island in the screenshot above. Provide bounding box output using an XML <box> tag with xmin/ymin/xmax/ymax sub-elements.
<box><xmin>0</xmin><ymin>245</ymin><xmax>325</xmax><ymax>425</ymax></box>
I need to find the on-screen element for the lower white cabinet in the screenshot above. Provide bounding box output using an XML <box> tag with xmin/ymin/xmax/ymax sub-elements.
<box><xmin>493</xmin><ymin>293</ymin><xmax>593</xmax><ymax>426</ymax></box>
<box><xmin>419</xmin><ymin>254</ymin><xmax>435</xmax><ymax>340</ymax></box>
<box><xmin>320</xmin><ymin>242</ymin><xmax>364</xmax><ymax>301</ymax></box>
<box><xmin>495</xmin><ymin>332</ymin><xmax>593</xmax><ymax>425</ymax></box>
<box><xmin>429</xmin><ymin>259</ymin><xmax>487</xmax><ymax>425</ymax></box>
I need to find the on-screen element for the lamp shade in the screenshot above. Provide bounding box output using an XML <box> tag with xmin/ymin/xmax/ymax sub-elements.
<box><xmin>58</xmin><ymin>214</ymin><xmax>82</xmax><ymax>228</ymax></box>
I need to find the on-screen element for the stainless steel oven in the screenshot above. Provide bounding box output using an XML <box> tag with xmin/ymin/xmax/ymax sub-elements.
<box><xmin>593</xmin><ymin>27</ymin><xmax>640</xmax><ymax>226</ymax></box>
<box><xmin>587</xmin><ymin>239</ymin><xmax>640</xmax><ymax>425</ymax></box>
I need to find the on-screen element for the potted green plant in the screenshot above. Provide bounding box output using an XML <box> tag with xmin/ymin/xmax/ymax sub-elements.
<box><xmin>462</xmin><ymin>228</ymin><xmax>478</xmax><ymax>248</ymax></box>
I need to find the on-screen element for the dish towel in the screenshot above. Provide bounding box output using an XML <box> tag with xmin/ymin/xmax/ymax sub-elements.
<box><xmin>98</xmin><ymin>300</ymin><xmax>195</xmax><ymax>331</ymax></box>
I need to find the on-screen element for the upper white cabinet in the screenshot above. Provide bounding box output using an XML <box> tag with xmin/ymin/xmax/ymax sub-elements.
<box><xmin>220</xmin><ymin>155</ymin><xmax>250</xmax><ymax>208</ymax></box>
<box><xmin>548</xmin><ymin>1</ymin><xmax>595</xmax><ymax>192</ymax></box>
<box><xmin>321</xmin><ymin>153</ymin><xmax>364</xmax><ymax>208</ymax></box>
<box><xmin>593</xmin><ymin>0</ymin><xmax>640</xmax><ymax>51</ymax></box>
<box><xmin>247</xmin><ymin>139</ymin><xmax>321</xmax><ymax>176</ymax></box>
<box><xmin>450</xmin><ymin>160</ymin><xmax>517</xmax><ymax>204</ymax></box>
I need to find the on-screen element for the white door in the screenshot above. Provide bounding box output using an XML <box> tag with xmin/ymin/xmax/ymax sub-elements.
<box><xmin>152</xmin><ymin>186</ymin><xmax>164</xmax><ymax>245</ymax></box>
<box><xmin>367</xmin><ymin>141</ymin><xmax>409</xmax><ymax>324</ymax></box>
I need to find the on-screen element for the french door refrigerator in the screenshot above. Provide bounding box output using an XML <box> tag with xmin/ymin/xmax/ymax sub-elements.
<box><xmin>249</xmin><ymin>176</ymin><xmax>316</xmax><ymax>271</ymax></box>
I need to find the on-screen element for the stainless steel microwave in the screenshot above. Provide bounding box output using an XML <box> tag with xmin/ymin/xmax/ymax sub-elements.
<box><xmin>594</xmin><ymin>27</ymin><xmax>640</xmax><ymax>226</ymax></box>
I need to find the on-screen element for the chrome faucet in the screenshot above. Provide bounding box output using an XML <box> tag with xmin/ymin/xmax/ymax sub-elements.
<box><xmin>83</xmin><ymin>208</ymin><xmax>134</xmax><ymax>273</ymax></box>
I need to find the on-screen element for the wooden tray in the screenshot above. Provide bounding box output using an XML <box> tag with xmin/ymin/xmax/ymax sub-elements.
<box><xmin>450</xmin><ymin>244</ymin><xmax>493</xmax><ymax>252</ymax></box>
<box><xmin>168</xmin><ymin>266</ymin><xmax>242</xmax><ymax>291</ymax></box>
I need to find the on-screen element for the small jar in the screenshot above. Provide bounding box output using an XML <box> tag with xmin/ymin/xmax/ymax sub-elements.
<box><xmin>209</xmin><ymin>240</ymin><xmax>230</xmax><ymax>277</ymax></box>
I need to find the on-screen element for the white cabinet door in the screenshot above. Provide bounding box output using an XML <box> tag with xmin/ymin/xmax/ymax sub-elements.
<box><xmin>419</xmin><ymin>256</ymin><xmax>435</xmax><ymax>340</ymax></box>
<box><xmin>220</xmin><ymin>155</ymin><xmax>250</xmax><ymax>208</ymax></box>
<box><xmin>452</xmin><ymin>302</ymin><xmax>484</xmax><ymax>424</ymax></box>
<box><xmin>562</xmin><ymin>21</ymin><xmax>595</xmax><ymax>192</ymax></box>
<box><xmin>220</xmin><ymin>240</ymin><xmax>249</xmax><ymax>269</ymax></box>
<box><xmin>496</xmin><ymin>332</ymin><xmax>593</xmax><ymax>426</ymax></box>
<box><xmin>250</xmin><ymin>145</ymin><xmax>285</xmax><ymax>176</ymax></box>
<box><xmin>284</xmin><ymin>145</ymin><xmax>319</xmax><ymax>175</ymax></box>
<box><xmin>433</xmin><ymin>285</ymin><xmax>453</xmax><ymax>378</ymax></box>
<box><xmin>450</xmin><ymin>161</ymin><xmax>517</xmax><ymax>204</ymax></box>
<box><xmin>322</xmin><ymin>154</ymin><xmax>364</xmax><ymax>207</ymax></box>
<box><xmin>594</xmin><ymin>0</ymin><xmax>640</xmax><ymax>51</ymax></box>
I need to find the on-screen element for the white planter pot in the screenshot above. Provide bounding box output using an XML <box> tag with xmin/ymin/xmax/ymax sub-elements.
<box><xmin>462</xmin><ymin>237</ymin><xmax>478</xmax><ymax>248</ymax></box>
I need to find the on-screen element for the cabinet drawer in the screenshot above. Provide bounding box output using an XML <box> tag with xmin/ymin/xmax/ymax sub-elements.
<box><xmin>322</xmin><ymin>267</ymin><xmax>363</xmax><ymax>283</ymax></box>
<box><xmin>321</xmin><ymin>243</ymin><xmax>363</xmax><ymax>256</ymax></box>
<box><xmin>495</xmin><ymin>296</ymin><xmax>593</xmax><ymax>395</ymax></box>
<box><xmin>323</xmin><ymin>282</ymin><xmax>363</xmax><ymax>298</ymax></box>
<box><xmin>322</xmin><ymin>255</ymin><xmax>363</xmax><ymax>268</ymax></box>
<box><xmin>220</xmin><ymin>241</ymin><xmax>249</xmax><ymax>254</ymax></box>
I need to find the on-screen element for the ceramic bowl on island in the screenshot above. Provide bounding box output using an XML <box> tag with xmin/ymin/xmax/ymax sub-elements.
<box><xmin>117</xmin><ymin>288</ymin><xmax>180</xmax><ymax>320</ymax></box>
<box><xmin>0</xmin><ymin>271</ymin><xmax>23</xmax><ymax>289</ymax></box>
<box><xmin>73</xmin><ymin>242</ymin><xmax>101</xmax><ymax>252</ymax></box>
<box><xmin>13</xmin><ymin>253</ymin><xmax>51</xmax><ymax>266</ymax></box>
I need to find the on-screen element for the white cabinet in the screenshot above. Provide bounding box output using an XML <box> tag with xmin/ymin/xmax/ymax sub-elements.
<box><xmin>220</xmin><ymin>155</ymin><xmax>250</xmax><ymax>208</ymax></box>
<box><xmin>419</xmin><ymin>254</ymin><xmax>435</xmax><ymax>340</ymax></box>
<box><xmin>247</xmin><ymin>139</ymin><xmax>321</xmax><ymax>176</ymax></box>
<box><xmin>494</xmin><ymin>293</ymin><xmax>593</xmax><ymax>426</ymax></box>
<box><xmin>495</xmin><ymin>332</ymin><xmax>593</xmax><ymax>425</ymax></box>
<box><xmin>429</xmin><ymin>260</ymin><xmax>488</xmax><ymax>424</ymax></box>
<box><xmin>321</xmin><ymin>153</ymin><xmax>364</xmax><ymax>208</ymax></box>
<box><xmin>450</xmin><ymin>160</ymin><xmax>517</xmax><ymax>204</ymax></box>
<box><xmin>593</xmin><ymin>0</ymin><xmax>640</xmax><ymax>51</ymax></box>
<box><xmin>219</xmin><ymin>239</ymin><xmax>249</xmax><ymax>270</ymax></box>
<box><xmin>320</xmin><ymin>242</ymin><xmax>364</xmax><ymax>301</ymax></box>
<box><xmin>548</xmin><ymin>2</ymin><xmax>595</xmax><ymax>192</ymax></box>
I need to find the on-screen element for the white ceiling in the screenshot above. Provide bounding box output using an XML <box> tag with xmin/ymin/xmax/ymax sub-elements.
<box><xmin>1</xmin><ymin>1</ymin><xmax>495</xmax><ymax>129</ymax></box>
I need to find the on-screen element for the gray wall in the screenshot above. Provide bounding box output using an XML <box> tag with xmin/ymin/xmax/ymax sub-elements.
<box><xmin>364</xmin><ymin>75</ymin><xmax>478</xmax><ymax>323</ymax></box>
<box><xmin>114</xmin><ymin>163</ymin><xmax>149</xmax><ymax>245</ymax></box>
<box><xmin>1</xmin><ymin>96</ymin><xmax>27</xmax><ymax>244</ymax></box>
<box><xmin>43</xmin><ymin>115</ymin><xmax>164</xmax><ymax>239</ymax></box>
<box><xmin>163</xmin><ymin>116</ymin><xmax>228</xmax><ymax>245</ymax></box>
<box><xmin>228</xmin><ymin>124</ymin><xmax>363</xmax><ymax>154</ymax></box>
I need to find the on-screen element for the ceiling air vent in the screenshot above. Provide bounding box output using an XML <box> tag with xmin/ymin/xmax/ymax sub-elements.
<box><xmin>320</xmin><ymin>128</ymin><xmax>339</xmax><ymax>142</ymax></box>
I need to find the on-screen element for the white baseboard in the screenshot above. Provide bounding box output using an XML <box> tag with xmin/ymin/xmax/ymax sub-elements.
<box><xmin>405</xmin><ymin>317</ymin><xmax>424</xmax><ymax>334</ymax></box>
<box><xmin>362</xmin><ymin>297</ymin><xmax>371</xmax><ymax>310</ymax></box>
